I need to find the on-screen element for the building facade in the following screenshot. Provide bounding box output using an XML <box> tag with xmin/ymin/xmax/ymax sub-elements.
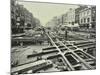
<box><xmin>11</xmin><ymin>0</ymin><xmax>17</xmax><ymax>34</ymax></box>
<box><xmin>61</xmin><ymin>13</ymin><xmax>68</xmax><ymax>25</ymax></box>
<box><xmin>11</xmin><ymin>0</ymin><xmax>40</xmax><ymax>34</ymax></box>
<box><xmin>91</xmin><ymin>6</ymin><xmax>96</xmax><ymax>29</ymax></box>
<box><xmin>75</xmin><ymin>6</ymin><xmax>81</xmax><ymax>24</ymax></box>
<box><xmin>66</xmin><ymin>8</ymin><xmax>76</xmax><ymax>25</ymax></box>
<box><xmin>78</xmin><ymin>6</ymin><xmax>96</xmax><ymax>29</ymax></box>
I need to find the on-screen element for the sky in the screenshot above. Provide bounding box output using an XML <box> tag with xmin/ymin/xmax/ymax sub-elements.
<box><xmin>18</xmin><ymin>1</ymin><xmax>79</xmax><ymax>26</ymax></box>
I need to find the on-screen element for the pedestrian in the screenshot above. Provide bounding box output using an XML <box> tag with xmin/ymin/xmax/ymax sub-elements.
<box><xmin>65</xmin><ymin>30</ymin><xmax>68</xmax><ymax>40</ymax></box>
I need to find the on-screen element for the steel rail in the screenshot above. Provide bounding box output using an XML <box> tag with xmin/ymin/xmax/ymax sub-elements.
<box><xmin>46</xmin><ymin>32</ymin><xmax>75</xmax><ymax>71</ymax></box>
<box><xmin>59</xmin><ymin>41</ymin><xmax>95</xmax><ymax>69</ymax></box>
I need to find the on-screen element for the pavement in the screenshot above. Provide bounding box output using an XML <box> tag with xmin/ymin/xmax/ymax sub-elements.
<box><xmin>11</xmin><ymin>45</ymin><xmax>49</xmax><ymax>66</ymax></box>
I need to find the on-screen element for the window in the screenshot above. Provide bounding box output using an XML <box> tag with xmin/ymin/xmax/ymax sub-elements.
<box><xmin>27</xmin><ymin>24</ymin><xmax>31</xmax><ymax>27</ymax></box>
<box><xmin>87</xmin><ymin>18</ymin><xmax>90</xmax><ymax>22</ymax></box>
<box><xmin>92</xmin><ymin>18</ymin><xmax>95</xmax><ymax>21</ymax></box>
<box><xmin>81</xmin><ymin>19</ymin><xmax>83</xmax><ymax>23</ymax></box>
<box><xmin>87</xmin><ymin>10</ymin><xmax>90</xmax><ymax>15</ymax></box>
<box><xmin>84</xmin><ymin>18</ymin><xmax>86</xmax><ymax>23</ymax></box>
<box><xmin>72</xmin><ymin>22</ymin><xmax>74</xmax><ymax>25</ymax></box>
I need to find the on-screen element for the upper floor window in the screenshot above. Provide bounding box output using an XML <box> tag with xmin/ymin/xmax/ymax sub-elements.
<box><xmin>87</xmin><ymin>10</ymin><xmax>89</xmax><ymax>15</ymax></box>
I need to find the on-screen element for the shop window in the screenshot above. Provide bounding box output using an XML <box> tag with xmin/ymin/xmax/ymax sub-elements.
<box><xmin>72</xmin><ymin>22</ymin><xmax>74</xmax><ymax>25</ymax></box>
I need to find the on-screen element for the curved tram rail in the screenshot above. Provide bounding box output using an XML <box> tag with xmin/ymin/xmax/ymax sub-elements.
<box><xmin>11</xmin><ymin>31</ymin><xmax>96</xmax><ymax>74</ymax></box>
<box><xmin>46</xmin><ymin>32</ymin><xmax>96</xmax><ymax>71</ymax></box>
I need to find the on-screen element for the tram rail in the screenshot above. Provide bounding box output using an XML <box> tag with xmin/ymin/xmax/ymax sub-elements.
<box><xmin>46</xmin><ymin>32</ymin><xmax>96</xmax><ymax>70</ymax></box>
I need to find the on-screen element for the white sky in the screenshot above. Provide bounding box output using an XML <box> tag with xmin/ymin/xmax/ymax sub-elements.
<box><xmin>18</xmin><ymin>1</ymin><xmax>79</xmax><ymax>26</ymax></box>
